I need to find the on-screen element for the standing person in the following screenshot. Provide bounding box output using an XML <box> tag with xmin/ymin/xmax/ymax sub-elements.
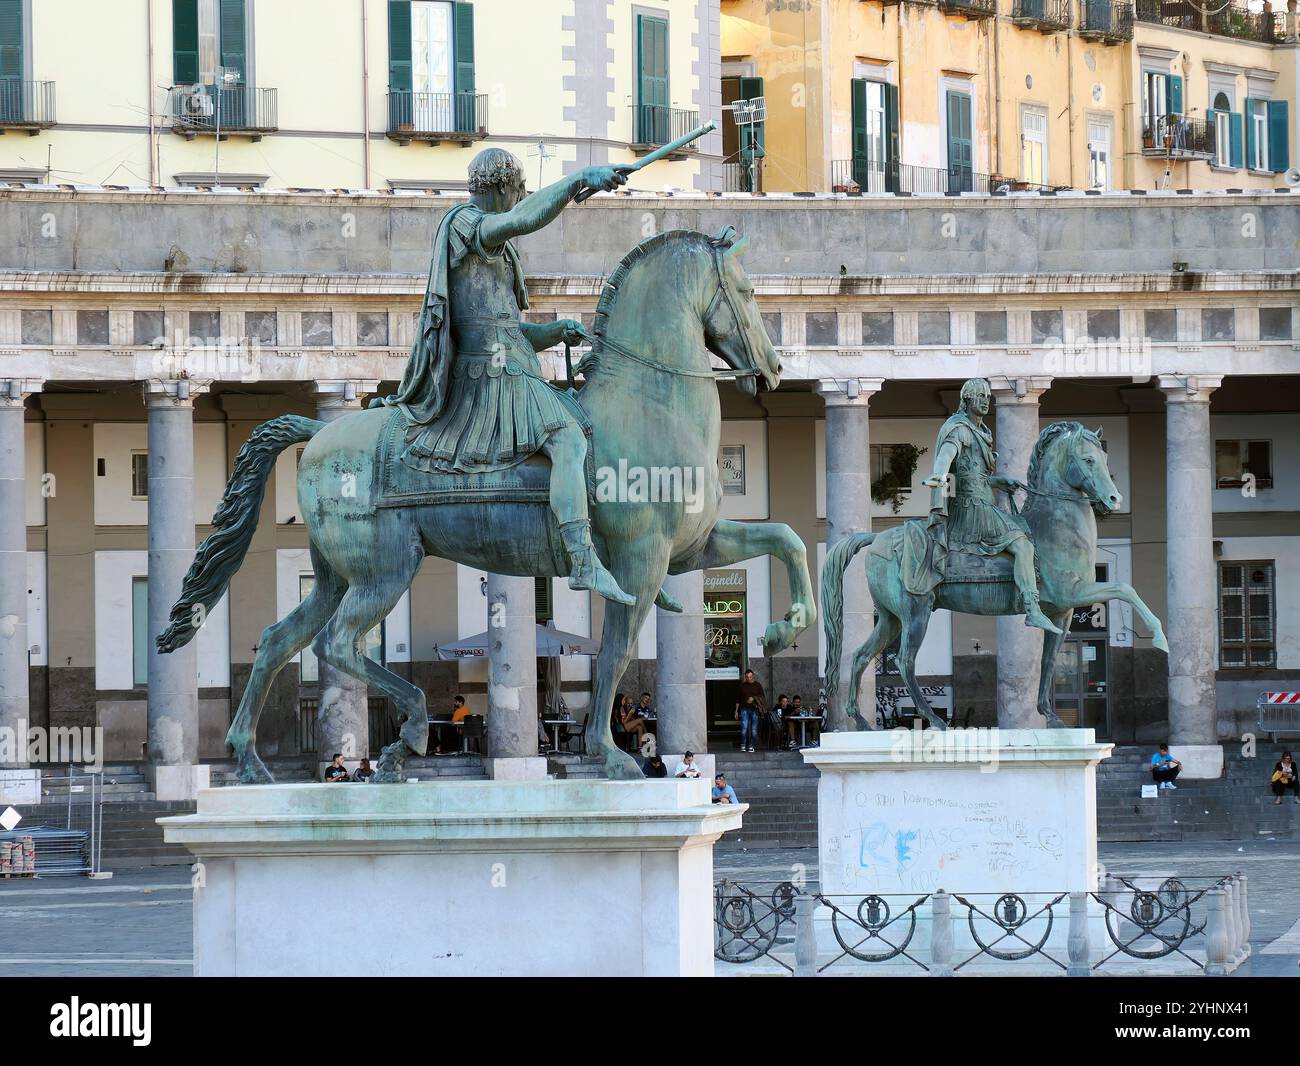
<box><xmin>324</xmin><ymin>753</ymin><xmax>350</xmax><ymax>783</ymax></box>
<box><xmin>735</xmin><ymin>668</ymin><xmax>766</xmax><ymax>754</ymax></box>
<box><xmin>1150</xmin><ymin>744</ymin><xmax>1182</xmax><ymax>790</ymax></box>
<box><xmin>1271</xmin><ymin>751</ymin><xmax>1299</xmax><ymax>804</ymax></box>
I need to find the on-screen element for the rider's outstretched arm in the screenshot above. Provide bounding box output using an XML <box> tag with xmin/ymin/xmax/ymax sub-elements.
<box><xmin>924</xmin><ymin>441</ymin><xmax>960</xmax><ymax>488</ymax></box>
<box><xmin>479</xmin><ymin>167</ymin><xmax>628</xmax><ymax>248</ymax></box>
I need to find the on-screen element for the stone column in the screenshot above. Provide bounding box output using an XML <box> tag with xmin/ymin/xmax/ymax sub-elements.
<box><xmin>656</xmin><ymin>570</ymin><xmax>706</xmax><ymax>758</ymax></box>
<box><xmin>990</xmin><ymin>376</ymin><xmax>1052</xmax><ymax>730</ymax></box>
<box><xmin>485</xmin><ymin>572</ymin><xmax>544</xmax><ymax>780</ymax></box>
<box><xmin>1159</xmin><ymin>375</ymin><xmax>1222</xmax><ymax>761</ymax></box>
<box><xmin>0</xmin><ymin>380</ymin><xmax>40</xmax><ymax>767</ymax></box>
<box><xmin>817</xmin><ymin>378</ymin><xmax>883</xmax><ymax>731</ymax></box>
<box><xmin>310</xmin><ymin>381</ymin><xmax>377</xmax><ymax>774</ymax></box>
<box><xmin>145</xmin><ymin>378</ymin><xmax>211</xmax><ymax>801</ymax></box>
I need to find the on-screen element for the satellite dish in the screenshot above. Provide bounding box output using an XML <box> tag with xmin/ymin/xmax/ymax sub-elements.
<box><xmin>1284</xmin><ymin>168</ymin><xmax>1300</xmax><ymax>188</ymax></box>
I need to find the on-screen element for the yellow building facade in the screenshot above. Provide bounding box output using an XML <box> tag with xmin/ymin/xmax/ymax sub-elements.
<box><xmin>0</xmin><ymin>0</ymin><xmax>721</xmax><ymax>192</ymax></box>
<box><xmin>722</xmin><ymin>0</ymin><xmax>1297</xmax><ymax>192</ymax></box>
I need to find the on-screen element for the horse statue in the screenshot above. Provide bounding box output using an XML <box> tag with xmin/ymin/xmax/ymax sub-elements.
<box><xmin>822</xmin><ymin>418</ymin><xmax>1168</xmax><ymax>728</ymax></box>
<box><xmin>157</xmin><ymin>226</ymin><xmax>815</xmax><ymax>781</ymax></box>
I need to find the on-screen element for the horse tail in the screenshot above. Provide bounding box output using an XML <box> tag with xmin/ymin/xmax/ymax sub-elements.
<box><xmin>157</xmin><ymin>415</ymin><xmax>324</xmax><ymax>652</ymax></box>
<box><xmin>821</xmin><ymin>532</ymin><xmax>876</xmax><ymax>701</ymax></box>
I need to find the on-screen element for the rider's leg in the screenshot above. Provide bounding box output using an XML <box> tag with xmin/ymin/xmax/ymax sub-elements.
<box><xmin>1008</xmin><ymin>539</ymin><xmax>1063</xmax><ymax>635</ymax></box>
<box><xmin>542</xmin><ymin>424</ymin><xmax>636</xmax><ymax>606</ymax></box>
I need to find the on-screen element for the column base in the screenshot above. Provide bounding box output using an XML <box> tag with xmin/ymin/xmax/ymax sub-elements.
<box><xmin>148</xmin><ymin>764</ymin><xmax>210</xmax><ymax>802</ymax></box>
<box><xmin>484</xmin><ymin>756</ymin><xmax>548</xmax><ymax>781</ymax></box>
<box><xmin>1167</xmin><ymin>744</ymin><xmax>1224</xmax><ymax>780</ymax></box>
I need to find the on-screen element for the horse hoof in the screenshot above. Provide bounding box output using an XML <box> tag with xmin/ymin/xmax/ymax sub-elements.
<box><xmin>235</xmin><ymin>750</ymin><xmax>275</xmax><ymax>785</ymax></box>
<box><xmin>763</xmin><ymin>620</ymin><xmax>796</xmax><ymax>656</ymax></box>
<box><xmin>1153</xmin><ymin>633</ymin><xmax>1170</xmax><ymax>654</ymax></box>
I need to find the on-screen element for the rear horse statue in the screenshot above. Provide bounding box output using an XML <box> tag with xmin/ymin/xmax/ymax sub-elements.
<box><xmin>822</xmin><ymin>377</ymin><xmax>1168</xmax><ymax>729</ymax></box>
<box><xmin>157</xmin><ymin>146</ymin><xmax>815</xmax><ymax>782</ymax></box>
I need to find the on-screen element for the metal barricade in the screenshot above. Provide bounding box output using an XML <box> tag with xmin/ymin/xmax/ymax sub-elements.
<box><xmin>0</xmin><ymin>768</ymin><xmax>103</xmax><ymax>877</ymax></box>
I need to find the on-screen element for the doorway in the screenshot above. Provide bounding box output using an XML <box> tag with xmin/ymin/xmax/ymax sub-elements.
<box><xmin>1051</xmin><ymin>564</ymin><xmax>1110</xmax><ymax>734</ymax></box>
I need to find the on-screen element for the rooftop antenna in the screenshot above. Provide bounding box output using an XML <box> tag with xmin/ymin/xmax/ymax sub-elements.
<box><xmin>526</xmin><ymin>141</ymin><xmax>555</xmax><ymax>191</ymax></box>
<box><xmin>727</xmin><ymin>95</ymin><xmax>766</xmax><ymax>193</ymax></box>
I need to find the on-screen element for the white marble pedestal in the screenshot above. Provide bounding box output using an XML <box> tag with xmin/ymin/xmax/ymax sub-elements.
<box><xmin>159</xmin><ymin>778</ymin><xmax>741</xmax><ymax>977</ymax></box>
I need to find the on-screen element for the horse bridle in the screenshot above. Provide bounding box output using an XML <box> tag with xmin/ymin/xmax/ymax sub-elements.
<box><xmin>585</xmin><ymin>233</ymin><xmax>764</xmax><ymax>384</ymax></box>
<box><xmin>1022</xmin><ymin>425</ymin><xmax>1109</xmax><ymax>509</ymax></box>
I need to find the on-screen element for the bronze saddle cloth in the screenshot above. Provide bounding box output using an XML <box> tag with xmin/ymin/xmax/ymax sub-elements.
<box><xmin>372</xmin><ymin>397</ymin><xmax>596</xmax><ymax>510</ymax></box>
<box><xmin>893</xmin><ymin>517</ymin><xmax>1025</xmax><ymax>598</ymax></box>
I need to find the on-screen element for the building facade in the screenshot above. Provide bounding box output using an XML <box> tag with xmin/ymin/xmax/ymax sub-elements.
<box><xmin>0</xmin><ymin>0</ymin><xmax>721</xmax><ymax>191</ymax></box>
<box><xmin>0</xmin><ymin>186</ymin><xmax>1296</xmax><ymax>793</ymax></box>
<box><xmin>720</xmin><ymin>0</ymin><xmax>1298</xmax><ymax>192</ymax></box>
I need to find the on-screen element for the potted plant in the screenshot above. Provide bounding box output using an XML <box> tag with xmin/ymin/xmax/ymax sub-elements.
<box><xmin>871</xmin><ymin>444</ymin><xmax>928</xmax><ymax>514</ymax></box>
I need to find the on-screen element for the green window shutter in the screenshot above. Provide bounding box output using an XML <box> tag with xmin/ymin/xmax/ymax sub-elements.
<box><xmin>219</xmin><ymin>0</ymin><xmax>247</xmax><ymax>82</ymax></box>
<box><xmin>636</xmin><ymin>13</ymin><xmax>669</xmax><ymax>143</ymax></box>
<box><xmin>388</xmin><ymin>0</ymin><xmax>411</xmax><ymax>93</ymax></box>
<box><xmin>1167</xmin><ymin>75</ymin><xmax>1182</xmax><ymax>117</ymax></box>
<box><xmin>884</xmin><ymin>81</ymin><xmax>900</xmax><ymax>169</ymax></box>
<box><xmin>947</xmin><ymin>90</ymin><xmax>973</xmax><ymax>192</ymax></box>
<box><xmin>173</xmin><ymin>0</ymin><xmax>199</xmax><ymax>84</ymax></box>
<box><xmin>1244</xmin><ymin>97</ymin><xmax>1258</xmax><ymax>168</ymax></box>
<box><xmin>1268</xmin><ymin>99</ymin><xmax>1289</xmax><ymax>173</ymax></box>
<box><xmin>850</xmin><ymin>78</ymin><xmax>867</xmax><ymax>188</ymax></box>
<box><xmin>1229</xmin><ymin>111</ymin><xmax>1243</xmax><ymax>169</ymax></box>
<box><xmin>739</xmin><ymin>75</ymin><xmax>764</xmax><ymax>156</ymax></box>
<box><xmin>0</xmin><ymin>0</ymin><xmax>21</xmax><ymax>123</ymax></box>
<box><xmin>453</xmin><ymin>1</ymin><xmax>476</xmax><ymax>132</ymax></box>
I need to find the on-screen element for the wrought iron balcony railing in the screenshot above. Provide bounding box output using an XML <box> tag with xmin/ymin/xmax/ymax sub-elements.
<box><xmin>168</xmin><ymin>83</ymin><xmax>278</xmax><ymax>137</ymax></box>
<box><xmin>1142</xmin><ymin>115</ymin><xmax>1215</xmax><ymax>160</ymax></box>
<box><xmin>722</xmin><ymin>160</ymin><xmax>760</xmax><ymax>193</ymax></box>
<box><xmin>1078</xmin><ymin>0</ymin><xmax>1135</xmax><ymax>40</ymax></box>
<box><xmin>939</xmin><ymin>0</ymin><xmax>996</xmax><ymax>17</ymax></box>
<box><xmin>630</xmin><ymin>105</ymin><xmax>700</xmax><ymax>152</ymax></box>
<box><xmin>1136</xmin><ymin>0</ymin><xmax>1280</xmax><ymax>41</ymax></box>
<box><xmin>0</xmin><ymin>79</ymin><xmax>56</xmax><ymax>130</ymax></box>
<box><xmin>386</xmin><ymin>91</ymin><xmax>488</xmax><ymax>144</ymax></box>
<box><xmin>1011</xmin><ymin>0</ymin><xmax>1072</xmax><ymax>31</ymax></box>
<box><xmin>831</xmin><ymin>159</ymin><xmax>1066</xmax><ymax>195</ymax></box>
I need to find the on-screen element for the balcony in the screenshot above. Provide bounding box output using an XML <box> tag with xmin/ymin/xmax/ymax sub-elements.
<box><xmin>939</xmin><ymin>0</ymin><xmax>997</xmax><ymax>18</ymax></box>
<box><xmin>1011</xmin><ymin>0</ymin><xmax>1072</xmax><ymax>31</ymax></box>
<box><xmin>722</xmin><ymin>160</ymin><xmax>759</xmax><ymax>192</ymax></box>
<box><xmin>1136</xmin><ymin>0</ymin><xmax>1281</xmax><ymax>42</ymax></box>
<box><xmin>629</xmin><ymin>105</ymin><xmax>700</xmax><ymax>155</ymax></box>
<box><xmin>386</xmin><ymin>91</ymin><xmax>489</xmax><ymax>146</ymax></box>
<box><xmin>1142</xmin><ymin>115</ymin><xmax>1215</xmax><ymax>160</ymax></box>
<box><xmin>830</xmin><ymin>159</ymin><xmax>1064</xmax><ymax>195</ymax></box>
<box><xmin>0</xmin><ymin>79</ymin><xmax>56</xmax><ymax>132</ymax></box>
<box><xmin>168</xmin><ymin>84</ymin><xmax>278</xmax><ymax>140</ymax></box>
<box><xmin>1078</xmin><ymin>0</ymin><xmax>1135</xmax><ymax>41</ymax></box>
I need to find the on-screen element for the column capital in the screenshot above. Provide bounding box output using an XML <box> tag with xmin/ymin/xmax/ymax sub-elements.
<box><xmin>988</xmin><ymin>376</ymin><xmax>1053</xmax><ymax>404</ymax></box>
<box><xmin>1158</xmin><ymin>374</ymin><xmax>1223</xmax><ymax>402</ymax></box>
<box><xmin>310</xmin><ymin>379</ymin><xmax>380</xmax><ymax>412</ymax></box>
<box><xmin>816</xmin><ymin>378</ymin><xmax>884</xmax><ymax>407</ymax></box>
<box><xmin>143</xmin><ymin>378</ymin><xmax>212</xmax><ymax>409</ymax></box>
<box><xmin>0</xmin><ymin>378</ymin><xmax>44</xmax><ymax>408</ymax></box>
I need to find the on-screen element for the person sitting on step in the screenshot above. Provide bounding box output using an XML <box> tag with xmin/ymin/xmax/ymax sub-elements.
<box><xmin>1150</xmin><ymin>744</ymin><xmax>1181</xmax><ymax>790</ymax></box>
<box><xmin>1271</xmin><ymin>750</ymin><xmax>1299</xmax><ymax>805</ymax></box>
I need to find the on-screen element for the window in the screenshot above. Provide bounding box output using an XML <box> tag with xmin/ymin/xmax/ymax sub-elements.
<box><xmin>761</xmin><ymin>312</ymin><xmax>781</xmax><ymax>346</ymax></box>
<box><xmin>1260</xmin><ymin>307</ymin><xmax>1293</xmax><ymax>341</ymax></box>
<box><xmin>1247</xmin><ymin>98</ymin><xmax>1268</xmax><ymax>171</ymax></box>
<box><xmin>851</xmin><ymin>79</ymin><xmax>897</xmax><ymax>192</ymax></box>
<box><xmin>77</xmin><ymin>310</ymin><xmax>109</xmax><ymax>346</ymax></box>
<box><xmin>173</xmin><ymin>0</ymin><xmax>248</xmax><ymax>86</ymax></box>
<box><xmin>301</xmin><ymin>311</ymin><xmax>333</xmax><ymax>346</ymax></box>
<box><xmin>131</xmin><ymin>452</ymin><xmax>149</xmax><ymax>499</ymax></box>
<box><xmin>806</xmin><ymin>312</ymin><xmax>838</xmax><ymax>346</ymax></box>
<box><xmin>1020</xmin><ymin>105</ymin><xmax>1047</xmax><ymax>186</ymax></box>
<box><xmin>1219</xmin><ymin>562</ymin><xmax>1275</xmax><ymax>668</ymax></box>
<box><xmin>1032</xmin><ymin>310</ymin><xmax>1062</xmax><ymax>344</ymax></box>
<box><xmin>1087</xmin><ymin>309</ymin><xmax>1120</xmax><ymax>341</ymax></box>
<box><xmin>945</xmin><ymin>89</ymin><xmax>973</xmax><ymax>193</ymax></box>
<box><xmin>1210</xmin><ymin>92</ymin><xmax>1235</xmax><ymax>169</ymax></box>
<box><xmin>189</xmin><ymin>309</ymin><xmax>220</xmax><ymax>343</ymax></box>
<box><xmin>389</xmin><ymin>1</ymin><xmax>476</xmax><ymax>133</ymax></box>
<box><xmin>245</xmin><ymin>309</ymin><xmax>277</xmax><ymax>345</ymax></box>
<box><xmin>870</xmin><ymin>444</ymin><xmax>916</xmax><ymax>492</ymax></box>
<box><xmin>20</xmin><ymin>309</ymin><xmax>51</xmax><ymax>345</ymax></box>
<box><xmin>918</xmin><ymin>311</ymin><xmax>951</xmax><ymax>346</ymax></box>
<box><xmin>357</xmin><ymin>311</ymin><xmax>389</xmax><ymax>347</ymax></box>
<box><xmin>1142</xmin><ymin>71</ymin><xmax>1169</xmax><ymax>137</ymax></box>
<box><xmin>1202</xmin><ymin>308</ymin><xmax>1235</xmax><ymax>341</ymax></box>
<box><xmin>635</xmin><ymin>12</ymin><xmax>669</xmax><ymax>145</ymax></box>
<box><xmin>1087</xmin><ymin>119</ymin><xmax>1111</xmax><ymax>191</ymax></box>
<box><xmin>1215</xmin><ymin>439</ymin><xmax>1272</xmax><ymax>490</ymax></box>
<box><xmin>132</xmin><ymin>576</ymin><xmax>149</xmax><ymax>686</ymax></box>
<box><xmin>861</xmin><ymin>312</ymin><xmax>894</xmax><ymax>346</ymax></box>
<box><xmin>722</xmin><ymin>75</ymin><xmax>765</xmax><ymax>191</ymax></box>
<box><xmin>535</xmin><ymin>576</ymin><xmax>552</xmax><ymax>624</ymax></box>
<box><xmin>975</xmin><ymin>311</ymin><xmax>1007</xmax><ymax>344</ymax></box>
<box><xmin>1144</xmin><ymin>308</ymin><xmax>1177</xmax><ymax>342</ymax></box>
<box><xmin>133</xmin><ymin>310</ymin><xmax>164</xmax><ymax>347</ymax></box>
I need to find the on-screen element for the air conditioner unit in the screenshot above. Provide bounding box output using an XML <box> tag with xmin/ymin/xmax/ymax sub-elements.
<box><xmin>181</xmin><ymin>84</ymin><xmax>213</xmax><ymax>118</ymax></box>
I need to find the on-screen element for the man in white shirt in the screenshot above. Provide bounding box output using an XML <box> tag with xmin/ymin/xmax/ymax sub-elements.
<box><xmin>674</xmin><ymin>751</ymin><xmax>701</xmax><ymax>779</ymax></box>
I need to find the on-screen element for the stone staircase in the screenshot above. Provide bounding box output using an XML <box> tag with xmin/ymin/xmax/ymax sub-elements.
<box><xmin>1096</xmin><ymin>744</ymin><xmax>1300</xmax><ymax>842</ymax></box>
<box><xmin>713</xmin><ymin>750</ymin><xmax>820</xmax><ymax>850</ymax></box>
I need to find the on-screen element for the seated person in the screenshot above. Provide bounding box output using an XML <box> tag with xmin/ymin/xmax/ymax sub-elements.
<box><xmin>637</xmin><ymin>691</ymin><xmax>656</xmax><ymax>719</ymax></box>
<box><xmin>643</xmin><ymin>753</ymin><xmax>668</xmax><ymax>778</ymax></box>
<box><xmin>674</xmin><ymin>751</ymin><xmax>702</xmax><ymax>779</ymax></box>
<box><xmin>786</xmin><ymin>695</ymin><xmax>819</xmax><ymax>747</ymax></box>
<box><xmin>1271</xmin><ymin>751</ymin><xmax>1299</xmax><ymax>805</ymax></box>
<box><xmin>352</xmin><ymin>757</ymin><xmax>376</xmax><ymax>783</ymax></box>
<box><xmin>1150</xmin><ymin>744</ymin><xmax>1181</xmax><ymax>789</ymax></box>
<box><xmin>324</xmin><ymin>753</ymin><xmax>350</xmax><ymax>783</ymax></box>
<box><xmin>712</xmin><ymin>772</ymin><xmax>739</xmax><ymax>805</ymax></box>
<box><xmin>617</xmin><ymin>694</ymin><xmax>648</xmax><ymax>750</ymax></box>
<box><xmin>451</xmin><ymin>695</ymin><xmax>471</xmax><ymax>724</ymax></box>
